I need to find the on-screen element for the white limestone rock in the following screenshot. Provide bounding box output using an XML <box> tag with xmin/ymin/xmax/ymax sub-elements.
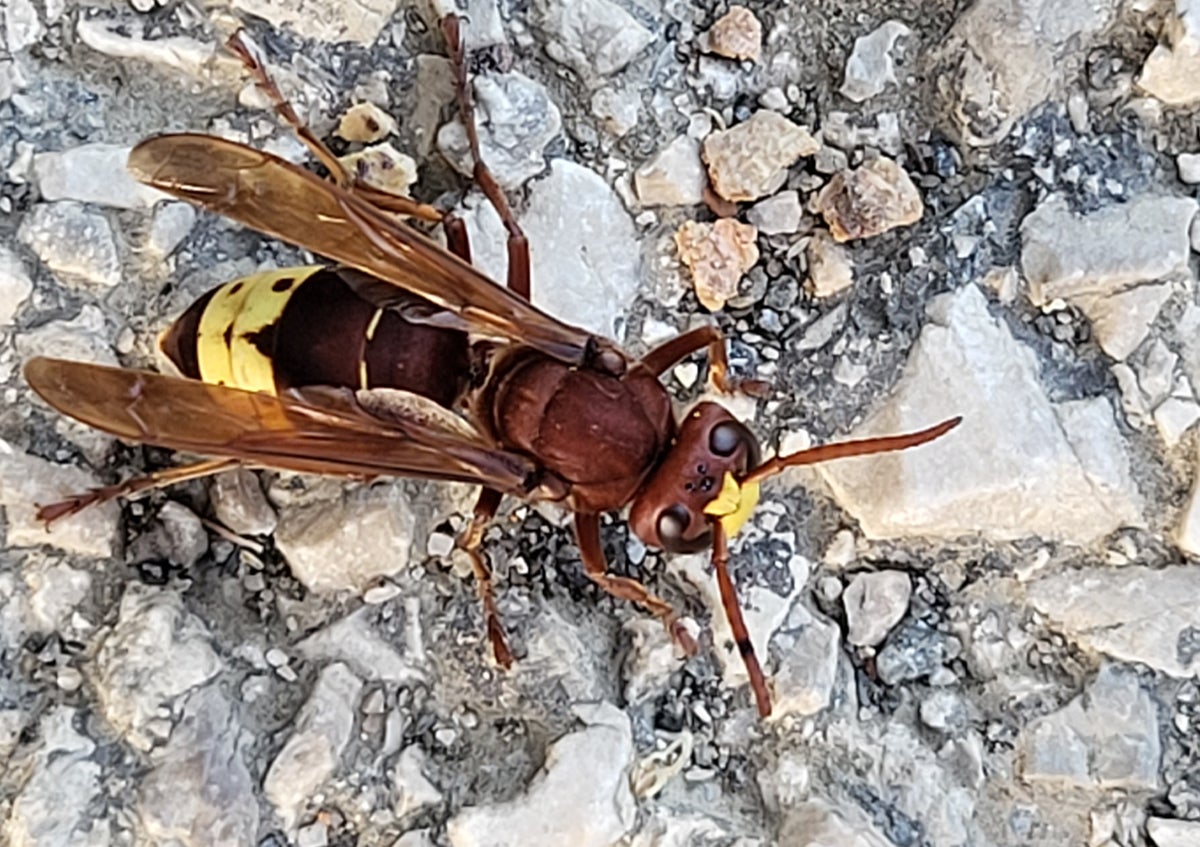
<box><xmin>0</xmin><ymin>439</ymin><xmax>119</xmax><ymax>559</ymax></box>
<box><xmin>459</xmin><ymin>160</ymin><xmax>640</xmax><ymax>340</ymax></box>
<box><xmin>146</xmin><ymin>202</ymin><xmax>197</xmax><ymax>260</ymax></box>
<box><xmin>1021</xmin><ymin>194</ymin><xmax>1196</xmax><ymax>359</ymax></box>
<box><xmin>818</xmin><ymin>284</ymin><xmax>1144</xmax><ymax>543</ymax></box>
<box><xmin>297</xmin><ymin>607</ymin><xmax>425</xmax><ymax>685</ymax></box>
<box><xmin>634</xmin><ymin>135</ymin><xmax>705</xmax><ymax>207</ymax></box>
<box><xmin>1177</xmin><ymin>447</ymin><xmax>1200</xmax><ymax>556</ymax></box>
<box><xmin>590</xmin><ymin>86</ymin><xmax>640</xmax><ymax>136</ymax></box>
<box><xmin>275</xmin><ymin>485</ymin><xmax>417</xmax><ymax>593</ymax></box>
<box><xmin>777</xmin><ymin>799</ymin><xmax>893</xmax><ymax>847</ymax></box>
<box><xmin>34</xmin><ymin>144</ymin><xmax>167</xmax><ymax>210</ymax></box>
<box><xmin>1028</xmin><ymin>565</ymin><xmax>1200</xmax><ymax>676</ymax></box>
<box><xmin>26</xmin><ymin>561</ymin><xmax>91</xmax><ymax>633</ymax></box>
<box><xmin>448</xmin><ymin>703</ymin><xmax>636</xmax><ymax>847</ymax></box>
<box><xmin>211</xmin><ymin>468</ymin><xmax>278</xmax><ymax>536</ymax></box>
<box><xmin>137</xmin><ymin>687</ymin><xmax>259</xmax><ymax>847</ymax></box>
<box><xmin>92</xmin><ymin>585</ymin><xmax>223</xmax><ymax>750</ymax></box>
<box><xmin>438</xmin><ymin>72</ymin><xmax>561</xmax><ymax>190</ymax></box>
<box><xmin>841</xmin><ymin>21</ymin><xmax>911</xmax><ymax>102</ymax></box>
<box><xmin>392</xmin><ymin>746</ymin><xmax>443</xmax><ymax>819</ymax></box>
<box><xmin>843</xmin><ymin>570</ymin><xmax>912</xmax><ymax>647</ymax></box>
<box><xmin>1148</xmin><ymin>817</ymin><xmax>1200</xmax><ymax>847</ymax></box>
<box><xmin>5</xmin><ymin>0</ymin><xmax>42</xmax><ymax>53</ymax></box>
<box><xmin>3</xmin><ymin>708</ymin><xmax>107</xmax><ymax>847</ymax></box>
<box><xmin>231</xmin><ymin>0</ymin><xmax>397</xmax><ymax>44</ymax></box>
<box><xmin>1017</xmin><ymin>664</ymin><xmax>1160</xmax><ymax>789</ymax></box>
<box><xmin>18</xmin><ymin>201</ymin><xmax>121</xmax><ymax>288</ymax></box>
<box><xmin>0</xmin><ymin>245</ymin><xmax>34</xmax><ymax>326</ymax></box>
<box><xmin>533</xmin><ymin>0</ymin><xmax>654</xmax><ymax>79</ymax></box>
<box><xmin>747</xmin><ymin>190</ymin><xmax>802</xmax><ymax>235</ymax></box>
<box><xmin>264</xmin><ymin>663</ymin><xmax>363</xmax><ymax>831</ymax></box>
<box><xmin>933</xmin><ymin>0</ymin><xmax>1118</xmax><ymax>145</ymax></box>
<box><xmin>1138</xmin><ymin>0</ymin><xmax>1200</xmax><ymax>105</ymax></box>
<box><xmin>76</xmin><ymin>18</ymin><xmax>243</xmax><ymax>85</ymax></box>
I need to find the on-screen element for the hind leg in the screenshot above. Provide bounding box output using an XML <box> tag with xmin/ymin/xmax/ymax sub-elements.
<box><xmin>440</xmin><ymin>14</ymin><xmax>531</xmax><ymax>298</ymax></box>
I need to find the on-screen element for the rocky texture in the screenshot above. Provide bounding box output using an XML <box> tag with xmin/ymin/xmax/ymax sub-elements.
<box><xmin>447</xmin><ymin>704</ymin><xmax>635</xmax><ymax>847</ymax></box>
<box><xmin>0</xmin><ymin>439</ymin><xmax>120</xmax><ymax>558</ymax></box>
<box><xmin>843</xmin><ymin>570</ymin><xmax>911</xmax><ymax>646</ymax></box>
<box><xmin>4</xmin><ymin>708</ymin><xmax>107</xmax><ymax>847</ymax></box>
<box><xmin>17</xmin><ymin>201</ymin><xmax>121</xmax><ymax>288</ymax></box>
<box><xmin>815</xmin><ymin>157</ymin><xmax>924</xmax><ymax>241</ymax></box>
<box><xmin>263</xmin><ymin>663</ymin><xmax>363</xmax><ymax>830</ymax></box>
<box><xmin>12</xmin><ymin>1</ymin><xmax>1200</xmax><ymax>844</ymax></box>
<box><xmin>932</xmin><ymin>0</ymin><xmax>1118</xmax><ymax>145</ymax></box>
<box><xmin>702</xmin><ymin>111</ymin><xmax>818</xmax><ymax>202</ymax></box>
<box><xmin>533</xmin><ymin>0</ymin><xmax>654</xmax><ymax>80</ymax></box>
<box><xmin>634</xmin><ymin>135</ymin><xmax>705</xmax><ymax>207</ymax></box>
<box><xmin>820</xmin><ymin>284</ymin><xmax>1143</xmax><ymax>542</ymax></box>
<box><xmin>1018</xmin><ymin>665</ymin><xmax>1161</xmax><ymax>789</ymax></box>
<box><xmin>1028</xmin><ymin>566</ymin><xmax>1200</xmax><ymax>676</ymax></box>
<box><xmin>34</xmin><ymin>144</ymin><xmax>166</xmax><ymax>210</ymax></box>
<box><xmin>1138</xmin><ymin>0</ymin><xmax>1200</xmax><ymax>105</ymax></box>
<box><xmin>137</xmin><ymin>687</ymin><xmax>259</xmax><ymax>846</ymax></box>
<box><xmin>438</xmin><ymin>72</ymin><xmax>561</xmax><ymax>190</ymax></box>
<box><xmin>841</xmin><ymin>20</ymin><xmax>910</xmax><ymax>103</ymax></box>
<box><xmin>805</xmin><ymin>232</ymin><xmax>855</xmax><ymax>297</ymax></box>
<box><xmin>674</xmin><ymin>219</ymin><xmax>759</xmax><ymax>311</ymax></box>
<box><xmin>702</xmin><ymin>6</ymin><xmax>762</xmax><ymax>63</ymax></box>
<box><xmin>274</xmin><ymin>486</ymin><xmax>417</xmax><ymax>593</ymax></box>
<box><xmin>747</xmin><ymin>190</ymin><xmax>802</xmax><ymax>235</ymax></box>
<box><xmin>336</xmin><ymin>101</ymin><xmax>397</xmax><ymax>143</ymax></box>
<box><xmin>231</xmin><ymin>0</ymin><xmax>397</xmax><ymax>44</ymax></box>
<box><xmin>1021</xmin><ymin>194</ymin><xmax>1196</xmax><ymax>359</ymax></box>
<box><xmin>462</xmin><ymin>159</ymin><xmax>641</xmax><ymax>339</ymax></box>
<box><xmin>92</xmin><ymin>585</ymin><xmax>223</xmax><ymax>750</ymax></box>
<box><xmin>0</xmin><ymin>247</ymin><xmax>34</xmax><ymax>326</ymax></box>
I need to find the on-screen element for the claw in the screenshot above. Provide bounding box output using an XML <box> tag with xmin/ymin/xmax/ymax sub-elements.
<box><xmin>35</xmin><ymin>493</ymin><xmax>100</xmax><ymax>526</ymax></box>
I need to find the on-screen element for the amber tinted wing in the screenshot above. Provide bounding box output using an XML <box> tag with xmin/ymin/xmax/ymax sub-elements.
<box><xmin>127</xmin><ymin>134</ymin><xmax>620</xmax><ymax>370</ymax></box>
<box><xmin>24</xmin><ymin>357</ymin><xmax>556</xmax><ymax>498</ymax></box>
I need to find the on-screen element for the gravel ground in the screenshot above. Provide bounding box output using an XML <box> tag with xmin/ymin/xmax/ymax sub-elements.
<box><xmin>5</xmin><ymin>1</ymin><xmax>1200</xmax><ymax>846</ymax></box>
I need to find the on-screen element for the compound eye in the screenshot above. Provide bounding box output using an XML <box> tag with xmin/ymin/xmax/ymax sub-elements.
<box><xmin>709</xmin><ymin>421</ymin><xmax>744</xmax><ymax>457</ymax></box>
<box><xmin>657</xmin><ymin>504</ymin><xmax>690</xmax><ymax>544</ymax></box>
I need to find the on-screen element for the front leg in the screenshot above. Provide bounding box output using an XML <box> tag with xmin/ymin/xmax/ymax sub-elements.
<box><xmin>639</xmin><ymin>326</ymin><xmax>769</xmax><ymax>397</ymax></box>
<box><xmin>573</xmin><ymin>512</ymin><xmax>697</xmax><ymax>655</ymax></box>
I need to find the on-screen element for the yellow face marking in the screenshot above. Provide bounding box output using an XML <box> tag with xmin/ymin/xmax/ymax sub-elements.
<box><xmin>365</xmin><ymin>308</ymin><xmax>384</xmax><ymax>342</ymax></box>
<box><xmin>195</xmin><ymin>266</ymin><xmax>323</xmax><ymax>395</ymax></box>
<box><xmin>703</xmin><ymin>472</ymin><xmax>761</xmax><ymax>538</ymax></box>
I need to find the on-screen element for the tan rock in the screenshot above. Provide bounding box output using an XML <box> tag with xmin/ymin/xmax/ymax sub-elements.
<box><xmin>675</xmin><ymin>219</ymin><xmax>759</xmax><ymax>311</ymax></box>
<box><xmin>702</xmin><ymin>111</ymin><xmax>818</xmax><ymax>202</ymax></box>
<box><xmin>816</xmin><ymin>157</ymin><xmax>923</xmax><ymax>242</ymax></box>
<box><xmin>806</xmin><ymin>232</ymin><xmax>855</xmax><ymax>297</ymax></box>
<box><xmin>703</xmin><ymin>6</ymin><xmax>762</xmax><ymax>63</ymax></box>
<box><xmin>336</xmin><ymin>101</ymin><xmax>398</xmax><ymax>143</ymax></box>
<box><xmin>337</xmin><ymin>143</ymin><xmax>418</xmax><ymax>197</ymax></box>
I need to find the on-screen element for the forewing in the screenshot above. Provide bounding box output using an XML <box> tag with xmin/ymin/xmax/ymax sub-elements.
<box><xmin>127</xmin><ymin>134</ymin><xmax>613</xmax><ymax>368</ymax></box>
<box><xmin>24</xmin><ymin>357</ymin><xmax>547</xmax><ymax>496</ymax></box>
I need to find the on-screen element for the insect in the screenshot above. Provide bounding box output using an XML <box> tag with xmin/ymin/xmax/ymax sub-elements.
<box><xmin>23</xmin><ymin>16</ymin><xmax>959</xmax><ymax>717</ymax></box>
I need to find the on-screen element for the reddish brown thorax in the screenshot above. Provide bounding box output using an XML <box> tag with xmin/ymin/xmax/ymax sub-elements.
<box><xmin>478</xmin><ymin>351</ymin><xmax>675</xmax><ymax>513</ymax></box>
<box><xmin>629</xmin><ymin>402</ymin><xmax>761</xmax><ymax>553</ymax></box>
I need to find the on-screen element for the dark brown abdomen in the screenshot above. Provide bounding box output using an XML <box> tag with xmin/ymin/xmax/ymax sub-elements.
<box><xmin>160</xmin><ymin>267</ymin><xmax>470</xmax><ymax>408</ymax></box>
